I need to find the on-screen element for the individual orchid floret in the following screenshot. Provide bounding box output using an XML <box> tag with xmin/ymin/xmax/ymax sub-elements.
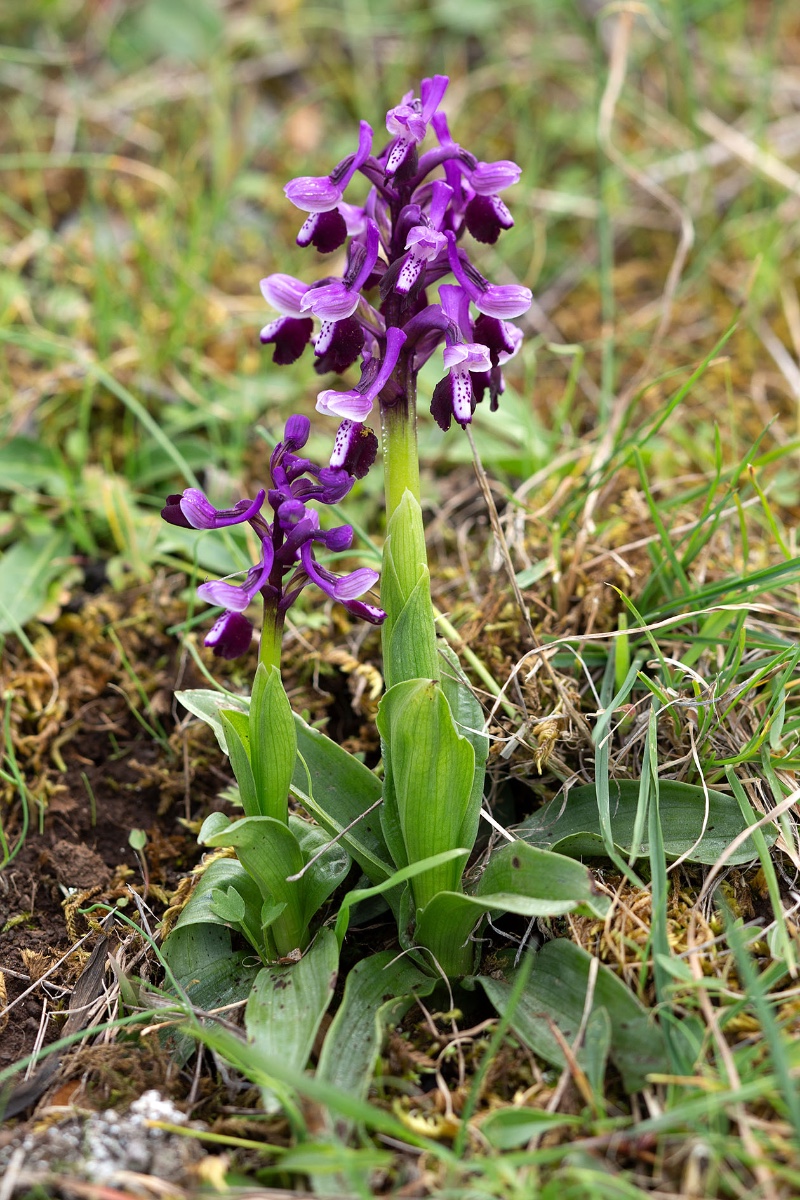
<box><xmin>197</xmin><ymin>535</ymin><xmax>275</xmax><ymax>612</ymax></box>
<box><xmin>260</xmin><ymin>274</ymin><xmax>314</xmax><ymax>364</ymax></box>
<box><xmin>285</xmin><ymin>121</ymin><xmax>373</xmax><ymax>253</ymax></box>
<box><xmin>473</xmin><ymin>313</ymin><xmax>523</xmax><ymax>366</ymax></box>
<box><xmin>204</xmin><ymin>610</ymin><xmax>254</xmax><ymax>660</ymax></box>
<box><xmin>430</xmin><ymin>285</ymin><xmax>492</xmax><ymax>431</ymax></box>
<box><xmin>299</xmin><ymin>541</ymin><xmax>385</xmax><ymax>625</ymax></box>
<box><xmin>393</xmin><ymin>182</ymin><xmax>452</xmax><ymax>297</ymax></box>
<box><xmin>300</xmin><ymin>220</ymin><xmax>380</xmax><ymax>320</ymax></box>
<box><xmin>330</xmin><ymin>419</ymin><xmax>379</xmax><ymax>478</ymax></box>
<box><xmin>445</xmin><ymin>232</ymin><xmax>532</xmax><ymax>318</ymax></box>
<box><xmin>464</xmin><ymin>160</ymin><xmax>521</xmax><ymax>245</ymax></box>
<box><xmin>317</xmin><ymin>326</ymin><xmax>406</xmax><ymax>420</ymax></box>
<box><xmin>161</xmin><ymin>488</ymin><xmax>266</xmax><ymax>531</ymax></box>
<box><xmin>385</xmin><ymin>75</ymin><xmax>449</xmax><ymax>177</ymax></box>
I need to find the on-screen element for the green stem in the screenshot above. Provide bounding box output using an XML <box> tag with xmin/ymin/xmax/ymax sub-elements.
<box><xmin>380</xmin><ymin>399</ymin><xmax>421</xmax><ymax>520</ymax></box>
<box><xmin>259</xmin><ymin>600</ymin><xmax>284</xmax><ymax>673</ymax></box>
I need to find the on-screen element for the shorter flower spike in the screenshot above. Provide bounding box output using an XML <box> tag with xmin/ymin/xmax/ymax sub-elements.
<box><xmin>198</xmin><ymin>537</ymin><xmax>275</xmax><ymax>612</ymax></box>
<box><xmin>162</xmin><ymin>414</ymin><xmax>384</xmax><ymax>658</ymax></box>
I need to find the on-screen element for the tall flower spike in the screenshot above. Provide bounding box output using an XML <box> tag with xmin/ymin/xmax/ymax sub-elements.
<box><xmin>445</xmin><ymin>232</ymin><xmax>532</xmax><ymax>319</ymax></box>
<box><xmin>285</xmin><ymin>122</ymin><xmax>374</xmax><ymax>253</ymax></box>
<box><xmin>385</xmin><ymin>75</ymin><xmax>449</xmax><ymax>177</ymax></box>
<box><xmin>316</xmin><ymin>327</ymin><xmax>407</xmax><ymax>421</ymax></box>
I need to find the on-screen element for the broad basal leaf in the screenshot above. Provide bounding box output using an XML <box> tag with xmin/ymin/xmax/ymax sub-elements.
<box><xmin>518</xmin><ymin>779</ymin><xmax>777</xmax><ymax>866</ymax></box>
<box><xmin>478</xmin><ymin>940</ymin><xmax>669</xmax><ymax>1092</ymax></box>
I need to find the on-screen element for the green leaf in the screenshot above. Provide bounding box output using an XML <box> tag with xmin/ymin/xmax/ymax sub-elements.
<box><xmin>162</xmin><ymin>922</ymin><xmax>258</xmax><ymax>1063</ymax></box>
<box><xmin>175</xmin><ymin>687</ymin><xmax>249</xmax><ymax>753</ymax></box>
<box><xmin>479</xmin><ymin>1106</ymin><xmax>580</xmax><ymax>1150</ymax></box>
<box><xmin>377</xmin><ymin>678</ymin><xmax>476</xmax><ymax>910</ymax></box>
<box><xmin>209</xmin><ymin>885</ymin><xmax>246</xmax><ymax>925</ymax></box>
<box><xmin>381</xmin><ymin>492</ymin><xmax>438</xmax><ymax>687</ymax></box>
<box><xmin>250</xmin><ymin>663</ymin><xmax>296</xmax><ymax>822</ymax></box>
<box><xmin>518</xmin><ymin>778</ymin><xmax>777</xmax><ymax>866</ymax></box>
<box><xmin>316</xmin><ymin>949</ymin><xmax>436</xmax><ymax>1136</ymax></box>
<box><xmin>219</xmin><ymin>710</ymin><xmax>258</xmax><ymax>817</ymax></box>
<box><xmin>202</xmin><ymin>815</ymin><xmax>308</xmax><ymax>955</ymax></box>
<box><xmin>245</xmin><ymin>929</ymin><xmax>339</xmax><ymax>1110</ymax></box>
<box><xmin>0</xmin><ymin>533</ymin><xmax>71</xmax><ymax>633</ymax></box>
<box><xmin>173</xmin><ymin>857</ymin><xmax>262</xmax><ymax>934</ymax></box>
<box><xmin>289</xmin><ymin>816</ymin><xmax>351</xmax><ymax>918</ymax></box>
<box><xmin>197</xmin><ymin>811</ymin><xmax>231</xmax><ymax>843</ymax></box>
<box><xmin>291</xmin><ymin>713</ymin><xmax>392</xmax><ymax>885</ymax></box>
<box><xmin>438</xmin><ymin>640</ymin><xmax>489</xmax><ymax>838</ymax></box>
<box><xmin>478</xmin><ymin>940</ymin><xmax>669</xmax><ymax>1092</ymax></box>
<box><xmin>415</xmin><ymin>841</ymin><xmax>609</xmax><ymax>977</ymax></box>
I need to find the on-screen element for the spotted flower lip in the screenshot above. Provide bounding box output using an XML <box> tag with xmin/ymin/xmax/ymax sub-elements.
<box><xmin>316</xmin><ymin>327</ymin><xmax>406</xmax><ymax>420</ymax></box>
<box><xmin>284</xmin><ymin>122</ymin><xmax>373</xmax><ymax>213</ymax></box>
<box><xmin>384</xmin><ymin>75</ymin><xmax>449</xmax><ymax>176</ymax></box>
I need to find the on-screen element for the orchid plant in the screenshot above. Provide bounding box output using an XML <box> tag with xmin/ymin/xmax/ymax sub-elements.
<box><xmin>162</xmin><ymin>77</ymin><xmax>608</xmax><ymax>1097</ymax></box>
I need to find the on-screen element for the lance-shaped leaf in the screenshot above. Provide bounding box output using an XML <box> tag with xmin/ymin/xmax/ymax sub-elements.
<box><xmin>290</xmin><ymin>713</ymin><xmax>392</xmax><ymax>885</ymax></box>
<box><xmin>316</xmin><ymin>949</ymin><xmax>437</xmax><ymax>1137</ymax></box>
<box><xmin>203</xmin><ymin>815</ymin><xmax>308</xmax><ymax>956</ymax></box>
<box><xmin>290</xmin><ymin>815</ymin><xmax>351</xmax><ymax>915</ymax></box>
<box><xmin>377</xmin><ymin>678</ymin><xmax>475</xmax><ymax>911</ymax></box>
<box><xmin>245</xmin><ymin>928</ymin><xmax>339</xmax><ymax>1111</ymax></box>
<box><xmin>220</xmin><ymin>709</ymin><xmax>258</xmax><ymax>817</ymax></box>
<box><xmin>176</xmin><ymin>687</ymin><xmax>249</xmax><ymax>753</ymax></box>
<box><xmin>250</xmin><ymin>662</ymin><xmax>296</xmax><ymax>822</ymax></box>
<box><xmin>478</xmin><ymin>940</ymin><xmax>669</xmax><ymax>1093</ymax></box>
<box><xmin>177</xmin><ymin>691</ymin><xmax>392</xmax><ymax>884</ymax></box>
<box><xmin>518</xmin><ymin>778</ymin><xmax>777</xmax><ymax>866</ymax></box>
<box><xmin>381</xmin><ymin>491</ymin><xmax>438</xmax><ymax>687</ymax></box>
<box><xmin>415</xmin><ymin>841</ymin><xmax>610</xmax><ymax>977</ymax></box>
<box><xmin>438</xmin><ymin>640</ymin><xmax>489</xmax><ymax>847</ymax></box>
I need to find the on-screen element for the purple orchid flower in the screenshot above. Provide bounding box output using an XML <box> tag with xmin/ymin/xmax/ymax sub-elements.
<box><xmin>259</xmin><ymin>274</ymin><xmax>314</xmax><ymax>364</ymax></box>
<box><xmin>300</xmin><ymin>221</ymin><xmax>380</xmax><ymax>321</ymax></box>
<box><xmin>316</xmin><ymin>327</ymin><xmax>406</xmax><ymax>420</ymax></box>
<box><xmin>445</xmin><ymin>232</ymin><xmax>532</xmax><ymax>318</ymax></box>
<box><xmin>285</xmin><ymin>121</ymin><xmax>373</xmax><ymax>253</ymax></box>
<box><xmin>385</xmin><ymin>75</ymin><xmax>449</xmax><ymax>177</ymax></box>
<box><xmin>464</xmin><ymin>160</ymin><xmax>521</xmax><ymax>245</ymax></box>
<box><xmin>430</xmin><ymin>285</ymin><xmax>492</xmax><ymax>431</ymax></box>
